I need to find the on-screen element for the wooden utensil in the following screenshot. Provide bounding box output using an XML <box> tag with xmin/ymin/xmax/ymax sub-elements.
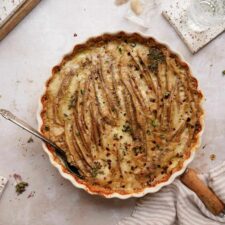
<box><xmin>181</xmin><ymin>169</ymin><xmax>225</xmax><ymax>216</ymax></box>
<box><xmin>0</xmin><ymin>0</ymin><xmax>40</xmax><ymax>41</ymax></box>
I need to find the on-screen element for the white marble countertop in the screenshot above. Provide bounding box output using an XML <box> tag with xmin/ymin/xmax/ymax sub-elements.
<box><xmin>0</xmin><ymin>1</ymin><xmax>225</xmax><ymax>225</ymax></box>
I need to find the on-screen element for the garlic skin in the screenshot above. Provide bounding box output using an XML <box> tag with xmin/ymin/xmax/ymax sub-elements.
<box><xmin>115</xmin><ymin>0</ymin><xmax>129</xmax><ymax>6</ymax></box>
<box><xmin>130</xmin><ymin>0</ymin><xmax>143</xmax><ymax>15</ymax></box>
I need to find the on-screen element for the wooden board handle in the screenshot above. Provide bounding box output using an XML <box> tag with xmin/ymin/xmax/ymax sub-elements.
<box><xmin>0</xmin><ymin>0</ymin><xmax>40</xmax><ymax>41</ymax></box>
<box><xmin>180</xmin><ymin>168</ymin><xmax>225</xmax><ymax>216</ymax></box>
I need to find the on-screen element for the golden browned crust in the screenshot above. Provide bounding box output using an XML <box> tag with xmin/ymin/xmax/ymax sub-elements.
<box><xmin>40</xmin><ymin>32</ymin><xmax>204</xmax><ymax>196</ymax></box>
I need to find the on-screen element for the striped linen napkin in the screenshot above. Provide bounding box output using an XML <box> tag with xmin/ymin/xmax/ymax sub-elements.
<box><xmin>118</xmin><ymin>162</ymin><xmax>225</xmax><ymax>225</ymax></box>
<box><xmin>0</xmin><ymin>176</ymin><xmax>7</xmax><ymax>198</ymax></box>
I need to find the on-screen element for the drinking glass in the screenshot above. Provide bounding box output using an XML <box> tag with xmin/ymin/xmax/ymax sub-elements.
<box><xmin>188</xmin><ymin>0</ymin><xmax>225</xmax><ymax>31</ymax></box>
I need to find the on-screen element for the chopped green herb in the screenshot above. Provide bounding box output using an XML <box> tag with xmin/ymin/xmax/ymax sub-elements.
<box><xmin>91</xmin><ymin>162</ymin><xmax>102</xmax><ymax>178</ymax></box>
<box><xmin>148</xmin><ymin>47</ymin><xmax>165</xmax><ymax>73</ymax></box>
<box><xmin>91</xmin><ymin>169</ymin><xmax>98</xmax><ymax>178</ymax></box>
<box><xmin>148</xmin><ymin>62</ymin><xmax>158</xmax><ymax>73</ymax></box>
<box><xmin>151</xmin><ymin>119</ymin><xmax>158</xmax><ymax>128</ymax></box>
<box><xmin>122</xmin><ymin>123</ymin><xmax>132</xmax><ymax>133</ymax></box>
<box><xmin>118</xmin><ymin>46</ymin><xmax>123</xmax><ymax>54</ymax></box>
<box><xmin>222</xmin><ymin>70</ymin><xmax>225</xmax><ymax>76</ymax></box>
<box><xmin>122</xmin><ymin>149</ymin><xmax>127</xmax><ymax>156</ymax></box>
<box><xmin>80</xmin><ymin>89</ymin><xmax>85</xmax><ymax>95</ymax></box>
<box><xmin>15</xmin><ymin>181</ymin><xmax>28</xmax><ymax>195</ymax></box>
<box><xmin>113</xmin><ymin>133</ymin><xmax>119</xmax><ymax>140</ymax></box>
<box><xmin>146</xmin><ymin>129</ymin><xmax>151</xmax><ymax>135</ymax></box>
<box><xmin>164</xmin><ymin>91</ymin><xmax>170</xmax><ymax>99</ymax></box>
<box><xmin>133</xmin><ymin>146</ymin><xmax>144</xmax><ymax>155</ymax></box>
<box><xmin>45</xmin><ymin>126</ymin><xmax>50</xmax><ymax>131</ymax></box>
<box><xmin>148</xmin><ymin>47</ymin><xmax>165</xmax><ymax>62</ymax></box>
<box><xmin>68</xmin><ymin>93</ymin><xmax>78</xmax><ymax>109</ymax></box>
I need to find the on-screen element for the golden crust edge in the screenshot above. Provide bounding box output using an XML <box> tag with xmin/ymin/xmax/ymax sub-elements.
<box><xmin>37</xmin><ymin>31</ymin><xmax>205</xmax><ymax>198</ymax></box>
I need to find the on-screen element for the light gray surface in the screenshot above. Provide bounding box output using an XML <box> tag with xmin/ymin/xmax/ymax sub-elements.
<box><xmin>0</xmin><ymin>1</ymin><xmax>225</xmax><ymax>225</ymax></box>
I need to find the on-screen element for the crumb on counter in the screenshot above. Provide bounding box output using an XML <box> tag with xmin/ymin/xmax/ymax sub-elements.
<box><xmin>27</xmin><ymin>137</ymin><xmax>34</xmax><ymax>143</ymax></box>
<box><xmin>27</xmin><ymin>79</ymin><xmax>33</xmax><ymax>83</ymax></box>
<box><xmin>210</xmin><ymin>154</ymin><xmax>216</xmax><ymax>161</ymax></box>
<box><xmin>27</xmin><ymin>191</ymin><xmax>35</xmax><ymax>198</ymax></box>
<box><xmin>202</xmin><ymin>144</ymin><xmax>207</xmax><ymax>149</ymax></box>
<box><xmin>13</xmin><ymin>174</ymin><xmax>29</xmax><ymax>195</ymax></box>
<box><xmin>13</xmin><ymin>173</ymin><xmax>22</xmax><ymax>182</ymax></box>
<box><xmin>15</xmin><ymin>182</ymin><xmax>29</xmax><ymax>195</ymax></box>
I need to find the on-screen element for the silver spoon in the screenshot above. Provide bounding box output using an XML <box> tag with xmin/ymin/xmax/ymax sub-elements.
<box><xmin>0</xmin><ymin>109</ymin><xmax>83</xmax><ymax>179</ymax></box>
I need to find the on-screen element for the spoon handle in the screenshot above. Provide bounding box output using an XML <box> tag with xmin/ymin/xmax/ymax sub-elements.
<box><xmin>0</xmin><ymin>109</ymin><xmax>59</xmax><ymax>150</ymax></box>
<box><xmin>0</xmin><ymin>109</ymin><xmax>83</xmax><ymax>178</ymax></box>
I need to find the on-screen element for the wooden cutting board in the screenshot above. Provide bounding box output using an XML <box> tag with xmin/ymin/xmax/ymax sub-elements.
<box><xmin>0</xmin><ymin>0</ymin><xmax>40</xmax><ymax>41</ymax></box>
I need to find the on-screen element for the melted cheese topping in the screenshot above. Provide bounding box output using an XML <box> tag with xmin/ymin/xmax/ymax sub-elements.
<box><xmin>41</xmin><ymin>34</ymin><xmax>203</xmax><ymax>194</ymax></box>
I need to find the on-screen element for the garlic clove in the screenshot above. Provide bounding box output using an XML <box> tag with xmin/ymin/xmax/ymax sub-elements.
<box><xmin>130</xmin><ymin>0</ymin><xmax>143</xmax><ymax>15</ymax></box>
